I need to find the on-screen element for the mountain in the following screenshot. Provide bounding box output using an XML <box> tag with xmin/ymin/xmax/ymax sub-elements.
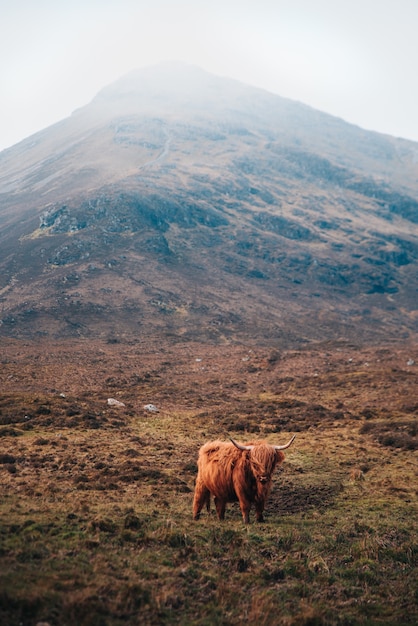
<box><xmin>0</xmin><ymin>62</ymin><xmax>417</xmax><ymax>346</ymax></box>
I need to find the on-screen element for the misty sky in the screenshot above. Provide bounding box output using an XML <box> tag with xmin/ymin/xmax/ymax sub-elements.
<box><xmin>1</xmin><ymin>0</ymin><xmax>418</xmax><ymax>151</ymax></box>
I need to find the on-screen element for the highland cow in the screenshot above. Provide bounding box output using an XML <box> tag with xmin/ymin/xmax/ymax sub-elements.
<box><xmin>193</xmin><ymin>435</ymin><xmax>295</xmax><ymax>523</ymax></box>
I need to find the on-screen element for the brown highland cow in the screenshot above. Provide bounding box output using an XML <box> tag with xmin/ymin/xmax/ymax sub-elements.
<box><xmin>193</xmin><ymin>435</ymin><xmax>295</xmax><ymax>523</ymax></box>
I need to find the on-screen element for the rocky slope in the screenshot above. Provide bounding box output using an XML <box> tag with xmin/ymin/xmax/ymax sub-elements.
<box><xmin>0</xmin><ymin>62</ymin><xmax>417</xmax><ymax>346</ymax></box>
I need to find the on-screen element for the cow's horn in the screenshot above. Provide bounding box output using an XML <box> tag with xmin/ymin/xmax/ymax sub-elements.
<box><xmin>229</xmin><ymin>437</ymin><xmax>254</xmax><ymax>451</ymax></box>
<box><xmin>274</xmin><ymin>434</ymin><xmax>296</xmax><ymax>450</ymax></box>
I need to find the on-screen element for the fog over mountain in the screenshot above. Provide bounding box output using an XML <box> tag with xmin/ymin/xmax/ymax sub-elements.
<box><xmin>0</xmin><ymin>63</ymin><xmax>417</xmax><ymax>346</ymax></box>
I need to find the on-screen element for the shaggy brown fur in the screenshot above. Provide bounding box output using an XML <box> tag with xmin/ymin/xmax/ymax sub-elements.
<box><xmin>193</xmin><ymin>440</ymin><xmax>286</xmax><ymax>523</ymax></box>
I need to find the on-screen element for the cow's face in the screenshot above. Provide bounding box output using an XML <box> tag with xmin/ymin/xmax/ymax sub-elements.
<box><xmin>250</xmin><ymin>445</ymin><xmax>279</xmax><ymax>488</ymax></box>
<box><xmin>256</xmin><ymin>472</ymin><xmax>271</xmax><ymax>485</ymax></box>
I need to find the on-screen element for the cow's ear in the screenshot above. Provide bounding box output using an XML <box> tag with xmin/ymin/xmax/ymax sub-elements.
<box><xmin>275</xmin><ymin>450</ymin><xmax>285</xmax><ymax>463</ymax></box>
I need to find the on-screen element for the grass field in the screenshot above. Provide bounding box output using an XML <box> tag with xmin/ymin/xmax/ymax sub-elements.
<box><xmin>0</xmin><ymin>339</ymin><xmax>417</xmax><ymax>625</ymax></box>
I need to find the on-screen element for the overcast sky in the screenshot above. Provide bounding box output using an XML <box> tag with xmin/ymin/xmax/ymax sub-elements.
<box><xmin>1</xmin><ymin>0</ymin><xmax>417</xmax><ymax>152</ymax></box>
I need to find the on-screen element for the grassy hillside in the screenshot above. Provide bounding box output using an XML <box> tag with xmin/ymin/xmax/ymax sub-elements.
<box><xmin>0</xmin><ymin>339</ymin><xmax>417</xmax><ymax>625</ymax></box>
<box><xmin>1</xmin><ymin>65</ymin><xmax>418</xmax><ymax>347</ymax></box>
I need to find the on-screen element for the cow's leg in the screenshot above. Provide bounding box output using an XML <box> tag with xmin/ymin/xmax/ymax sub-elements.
<box><xmin>205</xmin><ymin>490</ymin><xmax>211</xmax><ymax>513</ymax></box>
<box><xmin>255</xmin><ymin>500</ymin><xmax>265</xmax><ymax>522</ymax></box>
<box><xmin>241</xmin><ymin>505</ymin><xmax>251</xmax><ymax>524</ymax></box>
<box><xmin>233</xmin><ymin>483</ymin><xmax>252</xmax><ymax>523</ymax></box>
<box><xmin>214</xmin><ymin>496</ymin><xmax>226</xmax><ymax>520</ymax></box>
<box><xmin>193</xmin><ymin>481</ymin><xmax>210</xmax><ymax>520</ymax></box>
<box><xmin>237</xmin><ymin>495</ymin><xmax>251</xmax><ymax>524</ymax></box>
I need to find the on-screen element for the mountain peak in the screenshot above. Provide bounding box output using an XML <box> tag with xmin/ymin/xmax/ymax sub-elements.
<box><xmin>91</xmin><ymin>61</ymin><xmax>271</xmax><ymax>117</ymax></box>
<box><xmin>97</xmin><ymin>61</ymin><xmax>242</xmax><ymax>94</ymax></box>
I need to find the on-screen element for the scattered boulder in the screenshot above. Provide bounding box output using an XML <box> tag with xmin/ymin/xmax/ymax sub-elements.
<box><xmin>143</xmin><ymin>404</ymin><xmax>159</xmax><ymax>413</ymax></box>
<box><xmin>107</xmin><ymin>398</ymin><xmax>126</xmax><ymax>407</ymax></box>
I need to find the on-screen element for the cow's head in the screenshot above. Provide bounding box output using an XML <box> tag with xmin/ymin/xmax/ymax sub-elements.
<box><xmin>230</xmin><ymin>435</ymin><xmax>295</xmax><ymax>486</ymax></box>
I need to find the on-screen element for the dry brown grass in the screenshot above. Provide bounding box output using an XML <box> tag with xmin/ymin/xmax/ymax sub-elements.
<box><xmin>0</xmin><ymin>338</ymin><xmax>417</xmax><ymax>625</ymax></box>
